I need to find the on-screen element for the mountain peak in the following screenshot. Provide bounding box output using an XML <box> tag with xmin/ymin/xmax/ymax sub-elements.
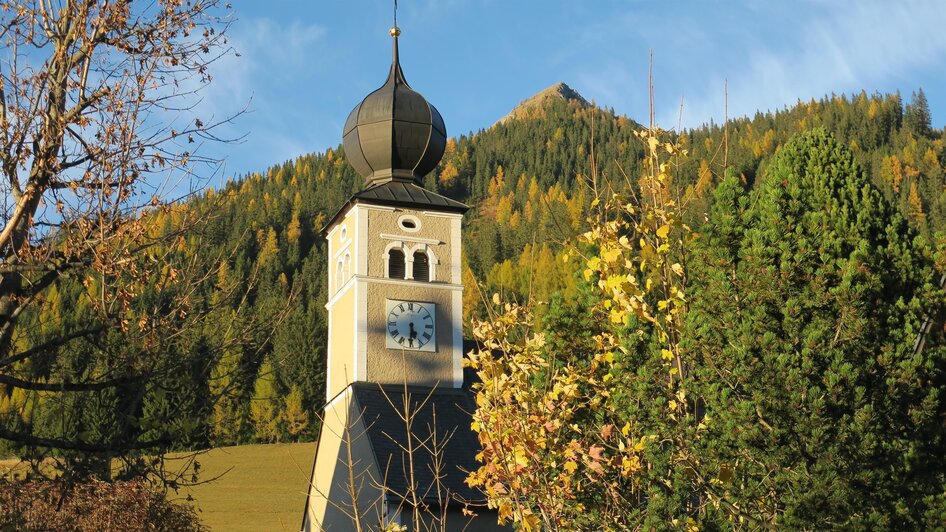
<box><xmin>497</xmin><ymin>82</ymin><xmax>590</xmax><ymax>125</ymax></box>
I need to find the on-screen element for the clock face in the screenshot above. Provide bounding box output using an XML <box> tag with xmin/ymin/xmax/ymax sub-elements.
<box><xmin>385</xmin><ymin>300</ymin><xmax>436</xmax><ymax>352</ymax></box>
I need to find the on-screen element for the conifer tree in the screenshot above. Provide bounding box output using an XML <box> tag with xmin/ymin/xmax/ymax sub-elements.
<box><xmin>905</xmin><ymin>88</ymin><xmax>933</xmax><ymax>138</ymax></box>
<box><xmin>686</xmin><ymin>128</ymin><xmax>946</xmax><ymax>528</ymax></box>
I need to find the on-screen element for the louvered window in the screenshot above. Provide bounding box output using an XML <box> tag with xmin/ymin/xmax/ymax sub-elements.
<box><xmin>388</xmin><ymin>249</ymin><xmax>405</xmax><ymax>279</ymax></box>
<box><xmin>413</xmin><ymin>251</ymin><xmax>430</xmax><ymax>282</ymax></box>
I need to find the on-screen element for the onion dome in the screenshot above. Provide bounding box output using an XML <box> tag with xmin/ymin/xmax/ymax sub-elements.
<box><xmin>343</xmin><ymin>26</ymin><xmax>447</xmax><ymax>189</ymax></box>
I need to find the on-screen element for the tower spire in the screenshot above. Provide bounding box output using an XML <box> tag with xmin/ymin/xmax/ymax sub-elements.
<box><xmin>389</xmin><ymin>20</ymin><xmax>405</xmax><ymax>85</ymax></box>
<box><xmin>342</xmin><ymin>19</ymin><xmax>445</xmax><ymax>188</ymax></box>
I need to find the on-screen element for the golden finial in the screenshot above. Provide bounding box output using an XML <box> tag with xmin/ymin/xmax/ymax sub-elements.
<box><xmin>390</xmin><ymin>25</ymin><xmax>401</xmax><ymax>37</ymax></box>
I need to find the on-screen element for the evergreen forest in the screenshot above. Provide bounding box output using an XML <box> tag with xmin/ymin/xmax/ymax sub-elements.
<box><xmin>4</xmin><ymin>82</ymin><xmax>946</xmax><ymax>526</ymax></box>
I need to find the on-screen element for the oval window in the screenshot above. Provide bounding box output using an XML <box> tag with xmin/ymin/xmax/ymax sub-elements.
<box><xmin>398</xmin><ymin>215</ymin><xmax>421</xmax><ymax>233</ymax></box>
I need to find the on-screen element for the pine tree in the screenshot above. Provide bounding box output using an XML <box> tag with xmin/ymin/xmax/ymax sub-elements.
<box><xmin>686</xmin><ymin>129</ymin><xmax>946</xmax><ymax>528</ymax></box>
<box><xmin>904</xmin><ymin>88</ymin><xmax>933</xmax><ymax>138</ymax></box>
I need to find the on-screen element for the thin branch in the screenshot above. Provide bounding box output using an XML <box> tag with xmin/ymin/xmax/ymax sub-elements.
<box><xmin>0</xmin><ymin>325</ymin><xmax>104</xmax><ymax>367</ymax></box>
<box><xmin>0</xmin><ymin>426</ymin><xmax>169</xmax><ymax>453</ymax></box>
<box><xmin>0</xmin><ymin>373</ymin><xmax>142</xmax><ymax>392</ymax></box>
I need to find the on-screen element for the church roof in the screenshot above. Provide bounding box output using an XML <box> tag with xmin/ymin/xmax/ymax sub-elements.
<box><xmin>324</xmin><ymin>25</ymin><xmax>465</xmax><ymax>236</ymax></box>
<box><xmin>321</xmin><ymin>181</ymin><xmax>468</xmax><ymax>235</ymax></box>
<box><xmin>342</xmin><ymin>27</ymin><xmax>447</xmax><ymax>189</ymax></box>
<box><xmin>353</xmin><ymin>181</ymin><xmax>468</xmax><ymax>211</ymax></box>
<box><xmin>350</xmin><ymin>381</ymin><xmax>485</xmax><ymax>505</ymax></box>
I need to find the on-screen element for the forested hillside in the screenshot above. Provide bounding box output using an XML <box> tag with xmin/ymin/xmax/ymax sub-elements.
<box><xmin>3</xmin><ymin>84</ymin><xmax>943</xmax><ymax>453</ymax></box>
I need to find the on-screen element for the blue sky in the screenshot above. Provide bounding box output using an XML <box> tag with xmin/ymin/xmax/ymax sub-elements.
<box><xmin>202</xmin><ymin>0</ymin><xmax>946</xmax><ymax>182</ymax></box>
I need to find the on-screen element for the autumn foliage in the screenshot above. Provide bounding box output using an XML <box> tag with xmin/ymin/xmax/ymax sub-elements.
<box><xmin>466</xmin><ymin>127</ymin><xmax>946</xmax><ymax>529</ymax></box>
<box><xmin>0</xmin><ymin>478</ymin><xmax>204</xmax><ymax>531</ymax></box>
<box><xmin>466</xmin><ymin>130</ymin><xmax>698</xmax><ymax>530</ymax></box>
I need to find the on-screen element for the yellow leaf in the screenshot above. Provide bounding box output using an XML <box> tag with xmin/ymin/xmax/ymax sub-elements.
<box><xmin>621</xmin><ymin>422</ymin><xmax>631</xmax><ymax>436</ymax></box>
<box><xmin>656</xmin><ymin>224</ymin><xmax>670</xmax><ymax>239</ymax></box>
<box><xmin>514</xmin><ymin>447</ymin><xmax>528</xmax><ymax>466</ymax></box>
<box><xmin>648</xmin><ymin>136</ymin><xmax>659</xmax><ymax>153</ymax></box>
<box><xmin>604</xmin><ymin>274</ymin><xmax>626</xmax><ymax>291</ymax></box>
<box><xmin>661</xmin><ymin>349</ymin><xmax>674</xmax><ymax>360</ymax></box>
<box><xmin>602</xmin><ymin>247</ymin><xmax>621</xmax><ymax>263</ymax></box>
<box><xmin>563</xmin><ymin>460</ymin><xmax>578</xmax><ymax>474</ymax></box>
<box><xmin>610</xmin><ymin>309</ymin><xmax>626</xmax><ymax>324</ymax></box>
<box><xmin>522</xmin><ymin>513</ymin><xmax>541</xmax><ymax>531</ymax></box>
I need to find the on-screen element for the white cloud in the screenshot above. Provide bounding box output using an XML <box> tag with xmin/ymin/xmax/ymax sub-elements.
<box><xmin>567</xmin><ymin>0</ymin><xmax>946</xmax><ymax>130</ymax></box>
<box><xmin>200</xmin><ymin>17</ymin><xmax>325</xmax><ymax>118</ymax></box>
<box><xmin>193</xmin><ymin>17</ymin><xmax>328</xmax><ymax>175</ymax></box>
<box><xmin>678</xmin><ymin>0</ymin><xmax>946</xmax><ymax>128</ymax></box>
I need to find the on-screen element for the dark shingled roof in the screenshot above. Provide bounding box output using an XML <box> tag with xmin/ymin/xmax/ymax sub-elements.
<box><xmin>350</xmin><ymin>382</ymin><xmax>485</xmax><ymax>505</ymax></box>
<box><xmin>354</xmin><ymin>181</ymin><xmax>468</xmax><ymax>211</ymax></box>
<box><xmin>321</xmin><ymin>181</ymin><xmax>468</xmax><ymax>235</ymax></box>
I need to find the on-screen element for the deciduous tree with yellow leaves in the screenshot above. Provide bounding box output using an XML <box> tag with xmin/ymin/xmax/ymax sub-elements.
<box><xmin>466</xmin><ymin>129</ymin><xmax>704</xmax><ymax>530</ymax></box>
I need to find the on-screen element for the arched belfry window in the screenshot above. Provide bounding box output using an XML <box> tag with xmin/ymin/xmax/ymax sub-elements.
<box><xmin>388</xmin><ymin>249</ymin><xmax>406</xmax><ymax>279</ymax></box>
<box><xmin>412</xmin><ymin>251</ymin><xmax>430</xmax><ymax>282</ymax></box>
<box><xmin>334</xmin><ymin>252</ymin><xmax>353</xmax><ymax>292</ymax></box>
<box><xmin>335</xmin><ymin>259</ymin><xmax>344</xmax><ymax>291</ymax></box>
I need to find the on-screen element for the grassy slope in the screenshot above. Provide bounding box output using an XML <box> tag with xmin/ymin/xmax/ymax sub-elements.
<box><xmin>173</xmin><ymin>442</ymin><xmax>317</xmax><ymax>531</ymax></box>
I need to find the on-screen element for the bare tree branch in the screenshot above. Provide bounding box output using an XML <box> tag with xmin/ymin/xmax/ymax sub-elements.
<box><xmin>0</xmin><ymin>426</ymin><xmax>169</xmax><ymax>453</ymax></box>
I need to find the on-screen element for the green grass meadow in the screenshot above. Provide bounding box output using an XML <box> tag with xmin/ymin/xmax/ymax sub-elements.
<box><xmin>172</xmin><ymin>442</ymin><xmax>317</xmax><ymax>531</ymax></box>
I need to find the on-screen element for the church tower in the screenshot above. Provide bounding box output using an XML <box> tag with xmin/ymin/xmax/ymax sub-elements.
<box><xmin>322</xmin><ymin>25</ymin><xmax>467</xmax><ymax>400</ymax></box>
<box><xmin>302</xmin><ymin>26</ymin><xmax>503</xmax><ymax>531</ymax></box>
